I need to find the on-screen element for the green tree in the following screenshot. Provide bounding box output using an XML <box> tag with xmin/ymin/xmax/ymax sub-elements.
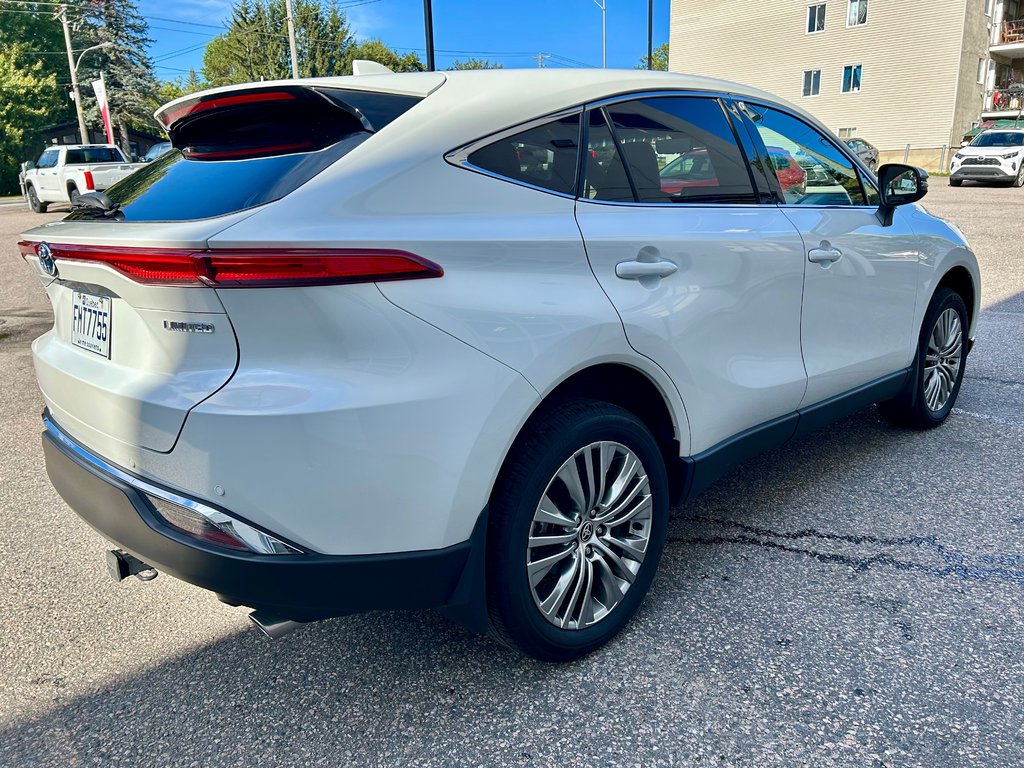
<box><xmin>447</xmin><ymin>58</ymin><xmax>503</xmax><ymax>70</ymax></box>
<box><xmin>157</xmin><ymin>69</ymin><xmax>205</xmax><ymax>106</ymax></box>
<box><xmin>203</xmin><ymin>0</ymin><xmax>354</xmax><ymax>86</ymax></box>
<box><xmin>636</xmin><ymin>42</ymin><xmax>669</xmax><ymax>71</ymax></box>
<box><xmin>344</xmin><ymin>39</ymin><xmax>423</xmax><ymax>74</ymax></box>
<box><xmin>78</xmin><ymin>0</ymin><xmax>161</xmax><ymax>153</ymax></box>
<box><xmin>0</xmin><ymin>44</ymin><xmax>59</xmax><ymax>195</ymax></box>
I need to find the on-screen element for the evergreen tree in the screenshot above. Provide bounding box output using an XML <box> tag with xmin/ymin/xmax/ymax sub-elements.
<box><xmin>203</xmin><ymin>0</ymin><xmax>354</xmax><ymax>86</ymax></box>
<box><xmin>78</xmin><ymin>0</ymin><xmax>161</xmax><ymax>154</ymax></box>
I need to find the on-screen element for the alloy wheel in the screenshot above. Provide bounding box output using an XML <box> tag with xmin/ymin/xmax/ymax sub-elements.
<box><xmin>923</xmin><ymin>307</ymin><xmax>963</xmax><ymax>412</ymax></box>
<box><xmin>526</xmin><ymin>441</ymin><xmax>653</xmax><ymax>630</ymax></box>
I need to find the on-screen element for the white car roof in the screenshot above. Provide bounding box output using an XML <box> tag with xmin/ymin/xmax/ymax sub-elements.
<box><xmin>156</xmin><ymin>68</ymin><xmax>817</xmax><ymax>136</ymax></box>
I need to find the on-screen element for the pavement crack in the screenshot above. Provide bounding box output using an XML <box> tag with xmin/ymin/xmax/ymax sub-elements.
<box><xmin>669</xmin><ymin>518</ymin><xmax>1024</xmax><ymax>585</ymax></box>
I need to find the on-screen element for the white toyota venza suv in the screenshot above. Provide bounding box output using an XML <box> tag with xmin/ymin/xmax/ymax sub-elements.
<box><xmin>20</xmin><ymin>69</ymin><xmax>979</xmax><ymax>661</ymax></box>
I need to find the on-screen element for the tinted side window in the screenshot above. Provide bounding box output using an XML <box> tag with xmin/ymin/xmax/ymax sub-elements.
<box><xmin>467</xmin><ymin>114</ymin><xmax>581</xmax><ymax>195</ymax></box>
<box><xmin>36</xmin><ymin>150</ymin><xmax>58</xmax><ymax>168</ymax></box>
<box><xmin>583</xmin><ymin>109</ymin><xmax>633</xmax><ymax>202</ymax></box>
<box><xmin>744</xmin><ymin>104</ymin><xmax>866</xmax><ymax>206</ymax></box>
<box><xmin>605</xmin><ymin>97</ymin><xmax>757</xmax><ymax>204</ymax></box>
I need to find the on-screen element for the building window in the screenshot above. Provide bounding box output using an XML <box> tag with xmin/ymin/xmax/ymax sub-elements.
<box><xmin>842</xmin><ymin>64</ymin><xmax>862</xmax><ymax>93</ymax></box>
<box><xmin>985</xmin><ymin>0</ymin><xmax>993</xmax><ymax>16</ymax></box>
<box><xmin>847</xmin><ymin>0</ymin><xmax>867</xmax><ymax>26</ymax></box>
<box><xmin>838</xmin><ymin>127</ymin><xmax>857</xmax><ymax>138</ymax></box>
<box><xmin>978</xmin><ymin>58</ymin><xmax>988</xmax><ymax>84</ymax></box>
<box><xmin>807</xmin><ymin>4</ymin><xmax>826</xmax><ymax>33</ymax></box>
<box><xmin>802</xmin><ymin>69</ymin><xmax>821</xmax><ymax>96</ymax></box>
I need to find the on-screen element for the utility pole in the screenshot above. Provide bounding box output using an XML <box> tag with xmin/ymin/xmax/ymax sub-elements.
<box><xmin>534</xmin><ymin>52</ymin><xmax>551</xmax><ymax>68</ymax></box>
<box><xmin>647</xmin><ymin>0</ymin><xmax>653</xmax><ymax>70</ymax></box>
<box><xmin>590</xmin><ymin>0</ymin><xmax>607</xmax><ymax>68</ymax></box>
<box><xmin>284</xmin><ymin>0</ymin><xmax>299</xmax><ymax>78</ymax></box>
<box><xmin>423</xmin><ymin>0</ymin><xmax>435</xmax><ymax>71</ymax></box>
<box><xmin>57</xmin><ymin>5</ymin><xmax>89</xmax><ymax>144</ymax></box>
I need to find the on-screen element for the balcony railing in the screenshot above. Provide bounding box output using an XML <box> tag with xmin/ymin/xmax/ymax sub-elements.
<box><xmin>998</xmin><ymin>19</ymin><xmax>1024</xmax><ymax>45</ymax></box>
<box><xmin>987</xmin><ymin>86</ymin><xmax>1024</xmax><ymax>112</ymax></box>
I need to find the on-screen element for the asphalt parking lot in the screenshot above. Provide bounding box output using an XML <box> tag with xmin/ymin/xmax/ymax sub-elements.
<box><xmin>0</xmin><ymin>185</ymin><xmax>1021</xmax><ymax>767</ymax></box>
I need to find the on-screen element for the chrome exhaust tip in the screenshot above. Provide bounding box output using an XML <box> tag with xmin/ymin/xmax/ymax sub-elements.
<box><xmin>249</xmin><ymin>611</ymin><xmax>302</xmax><ymax>640</ymax></box>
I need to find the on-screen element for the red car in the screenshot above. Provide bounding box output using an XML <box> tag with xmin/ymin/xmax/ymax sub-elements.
<box><xmin>660</xmin><ymin>146</ymin><xmax>806</xmax><ymax>196</ymax></box>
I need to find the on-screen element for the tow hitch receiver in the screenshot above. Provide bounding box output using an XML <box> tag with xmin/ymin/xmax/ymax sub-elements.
<box><xmin>106</xmin><ymin>549</ymin><xmax>158</xmax><ymax>583</ymax></box>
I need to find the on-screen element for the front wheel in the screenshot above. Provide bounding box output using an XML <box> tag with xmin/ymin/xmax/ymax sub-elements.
<box><xmin>878</xmin><ymin>287</ymin><xmax>968</xmax><ymax>429</ymax></box>
<box><xmin>487</xmin><ymin>400</ymin><xmax>669</xmax><ymax>662</ymax></box>
<box><xmin>1013</xmin><ymin>165</ymin><xmax>1024</xmax><ymax>187</ymax></box>
<box><xmin>26</xmin><ymin>185</ymin><xmax>47</xmax><ymax>213</ymax></box>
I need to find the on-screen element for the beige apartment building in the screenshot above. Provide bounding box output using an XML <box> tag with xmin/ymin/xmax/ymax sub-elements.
<box><xmin>669</xmin><ymin>0</ymin><xmax>1024</xmax><ymax>170</ymax></box>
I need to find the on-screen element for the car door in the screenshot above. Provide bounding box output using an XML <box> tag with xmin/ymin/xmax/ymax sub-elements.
<box><xmin>35</xmin><ymin>148</ymin><xmax>60</xmax><ymax>197</ymax></box>
<box><xmin>735</xmin><ymin>103</ymin><xmax>920</xmax><ymax>408</ymax></box>
<box><xmin>574</xmin><ymin>95</ymin><xmax>808</xmax><ymax>456</ymax></box>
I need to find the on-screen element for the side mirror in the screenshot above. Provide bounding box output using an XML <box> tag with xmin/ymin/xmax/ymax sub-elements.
<box><xmin>24</xmin><ymin>161</ymin><xmax>35</xmax><ymax>170</ymax></box>
<box><xmin>960</xmin><ymin>140</ymin><xmax>970</xmax><ymax>147</ymax></box>
<box><xmin>877</xmin><ymin>164</ymin><xmax>927</xmax><ymax>225</ymax></box>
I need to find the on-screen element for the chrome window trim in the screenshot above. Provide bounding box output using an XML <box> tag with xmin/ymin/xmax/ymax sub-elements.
<box><xmin>446</xmin><ymin>87</ymin><xmax>883</xmax><ymax>206</ymax></box>
<box><xmin>43</xmin><ymin>414</ymin><xmax>303</xmax><ymax>555</ymax></box>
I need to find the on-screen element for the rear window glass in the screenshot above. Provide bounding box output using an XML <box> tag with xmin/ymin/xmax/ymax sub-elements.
<box><xmin>467</xmin><ymin>114</ymin><xmax>581</xmax><ymax>195</ymax></box>
<box><xmin>66</xmin><ymin>134</ymin><xmax>368</xmax><ymax>222</ymax></box>
<box><xmin>66</xmin><ymin>88</ymin><xmax>421</xmax><ymax>222</ymax></box>
<box><xmin>65</xmin><ymin>147</ymin><xmax>125</xmax><ymax>164</ymax></box>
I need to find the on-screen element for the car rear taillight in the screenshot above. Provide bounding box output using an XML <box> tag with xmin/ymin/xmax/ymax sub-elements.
<box><xmin>83</xmin><ymin>171</ymin><xmax>94</xmax><ymax>191</ymax></box>
<box><xmin>16</xmin><ymin>242</ymin><xmax>443</xmax><ymax>287</ymax></box>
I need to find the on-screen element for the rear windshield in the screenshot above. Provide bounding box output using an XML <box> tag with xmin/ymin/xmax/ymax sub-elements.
<box><xmin>66</xmin><ymin>87</ymin><xmax>420</xmax><ymax>222</ymax></box>
<box><xmin>66</xmin><ymin>147</ymin><xmax>126</xmax><ymax>164</ymax></box>
<box><xmin>68</xmin><ymin>134</ymin><xmax>367</xmax><ymax>222</ymax></box>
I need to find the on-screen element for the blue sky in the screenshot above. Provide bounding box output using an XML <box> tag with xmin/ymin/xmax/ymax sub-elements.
<box><xmin>140</xmin><ymin>0</ymin><xmax>671</xmax><ymax>81</ymax></box>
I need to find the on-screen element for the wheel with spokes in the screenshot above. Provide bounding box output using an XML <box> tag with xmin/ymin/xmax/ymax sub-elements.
<box><xmin>1013</xmin><ymin>164</ymin><xmax>1024</xmax><ymax>187</ymax></box>
<box><xmin>487</xmin><ymin>399</ymin><xmax>668</xmax><ymax>662</ymax></box>
<box><xmin>879</xmin><ymin>287</ymin><xmax>968</xmax><ymax>429</ymax></box>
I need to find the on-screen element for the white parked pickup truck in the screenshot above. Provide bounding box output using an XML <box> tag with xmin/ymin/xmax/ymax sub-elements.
<box><xmin>22</xmin><ymin>144</ymin><xmax>142</xmax><ymax>213</ymax></box>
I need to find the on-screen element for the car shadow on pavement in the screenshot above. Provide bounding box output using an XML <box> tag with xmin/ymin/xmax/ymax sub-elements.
<box><xmin>2</xmin><ymin>406</ymin><xmax>1023</xmax><ymax>766</ymax></box>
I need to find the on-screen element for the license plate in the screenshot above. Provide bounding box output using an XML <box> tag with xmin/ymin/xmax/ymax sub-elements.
<box><xmin>71</xmin><ymin>291</ymin><xmax>112</xmax><ymax>358</ymax></box>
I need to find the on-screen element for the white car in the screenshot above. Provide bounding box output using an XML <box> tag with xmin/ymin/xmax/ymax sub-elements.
<box><xmin>949</xmin><ymin>128</ymin><xmax>1024</xmax><ymax>186</ymax></box>
<box><xmin>21</xmin><ymin>144</ymin><xmax>142</xmax><ymax>212</ymax></box>
<box><xmin>19</xmin><ymin>69</ymin><xmax>979</xmax><ymax>661</ymax></box>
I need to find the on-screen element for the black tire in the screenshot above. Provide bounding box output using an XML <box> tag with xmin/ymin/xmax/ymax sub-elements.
<box><xmin>68</xmin><ymin>185</ymin><xmax>80</xmax><ymax>205</ymax></box>
<box><xmin>878</xmin><ymin>287</ymin><xmax>968</xmax><ymax>429</ymax></box>
<box><xmin>1013</xmin><ymin>166</ymin><xmax>1024</xmax><ymax>188</ymax></box>
<box><xmin>948</xmin><ymin>178</ymin><xmax>962</xmax><ymax>187</ymax></box>
<box><xmin>487</xmin><ymin>399</ymin><xmax>669</xmax><ymax>662</ymax></box>
<box><xmin>26</xmin><ymin>185</ymin><xmax>47</xmax><ymax>213</ymax></box>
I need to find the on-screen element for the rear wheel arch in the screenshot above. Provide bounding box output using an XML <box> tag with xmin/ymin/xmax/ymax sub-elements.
<box><xmin>495</xmin><ymin>363</ymin><xmax>687</xmax><ymax>505</ymax></box>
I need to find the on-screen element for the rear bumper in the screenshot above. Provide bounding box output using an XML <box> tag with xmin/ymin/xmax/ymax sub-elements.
<box><xmin>42</xmin><ymin>417</ymin><xmax>476</xmax><ymax>622</ymax></box>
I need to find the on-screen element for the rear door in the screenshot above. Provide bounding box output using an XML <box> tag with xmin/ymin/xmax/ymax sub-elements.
<box><xmin>737</xmin><ymin>102</ymin><xmax>919</xmax><ymax>406</ymax></box>
<box><xmin>575</xmin><ymin>94</ymin><xmax>807</xmax><ymax>455</ymax></box>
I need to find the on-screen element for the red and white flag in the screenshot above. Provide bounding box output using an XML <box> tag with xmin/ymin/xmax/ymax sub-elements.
<box><xmin>91</xmin><ymin>76</ymin><xmax>115</xmax><ymax>145</ymax></box>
